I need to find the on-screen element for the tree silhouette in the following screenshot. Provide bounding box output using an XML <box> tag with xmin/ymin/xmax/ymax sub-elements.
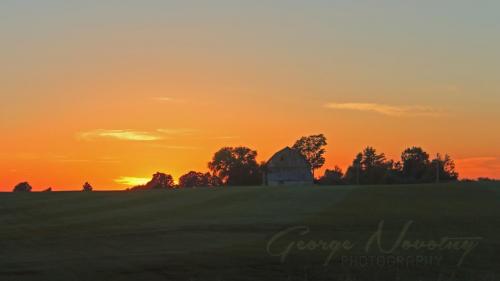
<box><xmin>13</xmin><ymin>182</ymin><xmax>32</xmax><ymax>192</ymax></box>
<box><xmin>318</xmin><ymin>166</ymin><xmax>345</xmax><ymax>185</ymax></box>
<box><xmin>292</xmin><ymin>134</ymin><xmax>327</xmax><ymax>177</ymax></box>
<box><xmin>341</xmin><ymin>147</ymin><xmax>459</xmax><ymax>185</ymax></box>
<box><xmin>82</xmin><ymin>182</ymin><xmax>93</xmax><ymax>192</ymax></box>
<box><xmin>208</xmin><ymin>147</ymin><xmax>261</xmax><ymax>186</ymax></box>
<box><xmin>427</xmin><ymin>153</ymin><xmax>459</xmax><ymax>182</ymax></box>
<box><xmin>344</xmin><ymin>147</ymin><xmax>394</xmax><ymax>184</ymax></box>
<box><xmin>132</xmin><ymin>172</ymin><xmax>175</xmax><ymax>190</ymax></box>
<box><xmin>179</xmin><ymin>171</ymin><xmax>221</xmax><ymax>188</ymax></box>
<box><xmin>401</xmin><ymin>147</ymin><xmax>430</xmax><ymax>182</ymax></box>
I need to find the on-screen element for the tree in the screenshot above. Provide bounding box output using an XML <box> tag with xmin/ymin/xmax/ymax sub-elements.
<box><xmin>344</xmin><ymin>153</ymin><xmax>363</xmax><ymax>185</ymax></box>
<box><xmin>426</xmin><ymin>153</ymin><xmax>459</xmax><ymax>182</ymax></box>
<box><xmin>82</xmin><ymin>182</ymin><xmax>93</xmax><ymax>192</ymax></box>
<box><xmin>13</xmin><ymin>182</ymin><xmax>32</xmax><ymax>192</ymax></box>
<box><xmin>361</xmin><ymin>147</ymin><xmax>388</xmax><ymax>169</ymax></box>
<box><xmin>401</xmin><ymin>147</ymin><xmax>430</xmax><ymax>182</ymax></box>
<box><xmin>318</xmin><ymin>166</ymin><xmax>345</xmax><ymax>185</ymax></box>
<box><xmin>292</xmin><ymin>134</ymin><xmax>327</xmax><ymax>177</ymax></box>
<box><xmin>344</xmin><ymin>147</ymin><xmax>394</xmax><ymax>184</ymax></box>
<box><xmin>208</xmin><ymin>147</ymin><xmax>262</xmax><ymax>186</ymax></box>
<box><xmin>179</xmin><ymin>171</ymin><xmax>221</xmax><ymax>188</ymax></box>
<box><xmin>132</xmin><ymin>172</ymin><xmax>175</xmax><ymax>190</ymax></box>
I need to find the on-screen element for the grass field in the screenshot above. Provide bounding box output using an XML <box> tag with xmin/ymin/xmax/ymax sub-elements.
<box><xmin>1</xmin><ymin>182</ymin><xmax>499</xmax><ymax>281</ymax></box>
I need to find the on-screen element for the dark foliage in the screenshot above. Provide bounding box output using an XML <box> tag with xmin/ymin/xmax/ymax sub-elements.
<box><xmin>477</xmin><ymin>177</ymin><xmax>499</xmax><ymax>182</ymax></box>
<box><xmin>428</xmin><ymin>153</ymin><xmax>459</xmax><ymax>182</ymax></box>
<box><xmin>13</xmin><ymin>182</ymin><xmax>32</xmax><ymax>192</ymax></box>
<box><xmin>132</xmin><ymin>172</ymin><xmax>175</xmax><ymax>190</ymax></box>
<box><xmin>82</xmin><ymin>182</ymin><xmax>93</xmax><ymax>192</ymax></box>
<box><xmin>342</xmin><ymin>147</ymin><xmax>459</xmax><ymax>185</ymax></box>
<box><xmin>292</xmin><ymin>134</ymin><xmax>327</xmax><ymax>176</ymax></box>
<box><xmin>179</xmin><ymin>171</ymin><xmax>221</xmax><ymax>188</ymax></box>
<box><xmin>401</xmin><ymin>147</ymin><xmax>430</xmax><ymax>182</ymax></box>
<box><xmin>344</xmin><ymin>147</ymin><xmax>395</xmax><ymax>185</ymax></box>
<box><xmin>208</xmin><ymin>147</ymin><xmax>262</xmax><ymax>186</ymax></box>
<box><xmin>318</xmin><ymin>166</ymin><xmax>345</xmax><ymax>185</ymax></box>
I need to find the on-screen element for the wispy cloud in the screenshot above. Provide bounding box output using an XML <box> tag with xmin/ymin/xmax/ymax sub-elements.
<box><xmin>51</xmin><ymin>155</ymin><xmax>120</xmax><ymax>164</ymax></box>
<box><xmin>54</xmin><ymin>159</ymin><xmax>91</xmax><ymax>163</ymax></box>
<box><xmin>152</xmin><ymin>97</ymin><xmax>186</xmax><ymax>103</ymax></box>
<box><xmin>213</xmin><ymin>136</ymin><xmax>240</xmax><ymax>140</ymax></box>
<box><xmin>324</xmin><ymin>102</ymin><xmax>442</xmax><ymax>117</ymax></box>
<box><xmin>150</xmin><ymin>144</ymin><xmax>201</xmax><ymax>150</ymax></box>
<box><xmin>157</xmin><ymin>128</ymin><xmax>199</xmax><ymax>136</ymax></box>
<box><xmin>115</xmin><ymin>177</ymin><xmax>150</xmax><ymax>186</ymax></box>
<box><xmin>78</xmin><ymin>129</ymin><xmax>162</xmax><ymax>141</ymax></box>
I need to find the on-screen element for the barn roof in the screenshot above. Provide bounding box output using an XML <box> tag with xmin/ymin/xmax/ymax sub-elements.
<box><xmin>267</xmin><ymin>147</ymin><xmax>311</xmax><ymax>169</ymax></box>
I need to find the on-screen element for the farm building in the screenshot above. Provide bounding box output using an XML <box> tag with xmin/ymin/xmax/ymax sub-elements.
<box><xmin>264</xmin><ymin>147</ymin><xmax>314</xmax><ymax>186</ymax></box>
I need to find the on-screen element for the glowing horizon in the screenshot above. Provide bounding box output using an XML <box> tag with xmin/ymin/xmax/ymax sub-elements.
<box><xmin>1</xmin><ymin>1</ymin><xmax>499</xmax><ymax>191</ymax></box>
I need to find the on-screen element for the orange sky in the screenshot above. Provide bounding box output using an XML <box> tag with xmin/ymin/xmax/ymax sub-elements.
<box><xmin>1</xmin><ymin>1</ymin><xmax>499</xmax><ymax>190</ymax></box>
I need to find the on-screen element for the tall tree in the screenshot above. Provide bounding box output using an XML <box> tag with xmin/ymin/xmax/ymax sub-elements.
<box><xmin>401</xmin><ymin>147</ymin><xmax>430</xmax><ymax>182</ymax></box>
<box><xmin>292</xmin><ymin>134</ymin><xmax>327</xmax><ymax>177</ymax></box>
<box><xmin>344</xmin><ymin>147</ymin><xmax>394</xmax><ymax>184</ymax></box>
<box><xmin>427</xmin><ymin>153</ymin><xmax>459</xmax><ymax>182</ymax></box>
<box><xmin>208</xmin><ymin>147</ymin><xmax>262</xmax><ymax>186</ymax></box>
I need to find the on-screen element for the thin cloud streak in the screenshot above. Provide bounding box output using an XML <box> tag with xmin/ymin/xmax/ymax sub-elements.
<box><xmin>50</xmin><ymin>155</ymin><xmax>120</xmax><ymax>164</ymax></box>
<box><xmin>213</xmin><ymin>136</ymin><xmax>240</xmax><ymax>140</ymax></box>
<box><xmin>157</xmin><ymin>128</ymin><xmax>199</xmax><ymax>136</ymax></box>
<box><xmin>152</xmin><ymin>97</ymin><xmax>186</xmax><ymax>103</ymax></box>
<box><xmin>324</xmin><ymin>102</ymin><xmax>443</xmax><ymax>117</ymax></box>
<box><xmin>150</xmin><ymin>144</ymin><xmax>201</xmax><ymax>150</ymax></box>
<box><xmin>78</xmin><ymin>129</ymin><xmax>162</xmax><ymax>141</ymax></box>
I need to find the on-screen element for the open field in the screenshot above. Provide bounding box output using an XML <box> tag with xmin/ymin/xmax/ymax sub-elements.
<box><xmin>1</xmin><ymin>182</ymin><xmax>499</xmax><ymax>281</ymax></box>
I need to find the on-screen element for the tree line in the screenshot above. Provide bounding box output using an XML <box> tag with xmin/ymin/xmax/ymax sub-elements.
<box><xmin>128</xmin><ymin>134</ymin><xmax>459</xmax><ymax>190</ymax></box>
<box><xmin>320</xmin><ymin>146</ymin><xmax>458</xmax><ymax>185</ymax></box>
<box><xmin>10</xmin><ymin>134</ymin><xmax>462</xmax><ymax>192</ymax></box>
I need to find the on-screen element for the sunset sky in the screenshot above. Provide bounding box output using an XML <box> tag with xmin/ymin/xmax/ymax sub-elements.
<box><xmin>1</xmin><ymin>1</ymin><xmax>499</xmax><ymax>190</ymax></box>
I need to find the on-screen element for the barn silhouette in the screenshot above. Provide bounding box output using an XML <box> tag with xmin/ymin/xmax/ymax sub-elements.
<box><xmin>264</xmin><ymin>147</ymin><xmax>314</xmax><ymax>186</ymax></box>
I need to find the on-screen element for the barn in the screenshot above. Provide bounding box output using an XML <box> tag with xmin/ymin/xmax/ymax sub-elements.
<box><xmin>264</xmin><ymin>147</ymin><xmax>314</xmax><ymax>186</ymax></box>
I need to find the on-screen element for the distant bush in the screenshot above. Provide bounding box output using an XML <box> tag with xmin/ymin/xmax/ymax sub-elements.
<box><xmin>460</xmin><ymin>178</ymin><xmax>476</xmax><ymax>183</ymax></box>
<box><xmin>131</xmin><ymin>172</ymin><xmax>175</xmax><ymax>190</ymax></box>
<box><xmin>478</xmin><ymin>177</ymin><xmax>499</xmax><ymax>182</ymax></box>
<box><xmin>179</xmin><ymin>171</ymin><xmax>221</xmax><ymax>188</ymax></box>
<box><xmin>82</xmin><ymin>182</ymin><xmax>93</xmax><ymax>192</ymax></box>
<box><xmin>318</xmin><ymin>166</ymin><xmax>345</xmax><ymax>185</ymax></box>
<box><xmin>13</xmin><ymin>182</ymin><xmax>32</xmax><ymax>192</ymax></box>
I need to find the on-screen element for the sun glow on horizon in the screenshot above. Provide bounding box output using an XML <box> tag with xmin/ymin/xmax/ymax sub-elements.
<box><xmin>114</xmin><ymin>177</ymin><xmax>151</xmax><ymax>187</ymax></box>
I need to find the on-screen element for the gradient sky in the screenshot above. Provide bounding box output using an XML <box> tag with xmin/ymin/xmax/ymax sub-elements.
<box><xmin>1</xmin><ymin>0</ymin><xmax>499</xmax><ymax>190</ymax></box>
